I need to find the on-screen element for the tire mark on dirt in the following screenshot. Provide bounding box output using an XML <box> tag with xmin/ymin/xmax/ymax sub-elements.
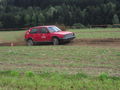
<box><xmin>0</xmin><ymin>62</ymin><xmax>120</xmax><ymax>76</ymax></box>
<box><xmin>0</xmin><ymin>38</ymin><xmax>120</xmax><ymax>47</ymax></box>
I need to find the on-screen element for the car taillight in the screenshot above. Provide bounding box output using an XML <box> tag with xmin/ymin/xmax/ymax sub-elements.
<box><xmin>25</xmin><ymin>31</ymin><xmax>29</xmax><ymax>35</ymax></box>
<box><xmin>26</xmin><ymin>32</ymin><xmax>29</xmax><ymax>35</ymax></box>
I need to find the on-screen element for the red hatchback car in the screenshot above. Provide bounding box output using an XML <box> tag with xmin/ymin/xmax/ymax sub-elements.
<box><xmin>25</xmin><ymin>25</ymin><xmax>75</xmax><ymax>45</ymax></box>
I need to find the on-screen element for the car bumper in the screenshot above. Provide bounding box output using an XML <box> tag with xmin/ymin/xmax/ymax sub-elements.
<box><xmin>60</xmin><ymin>36</ymin><xmax>75</xmax><ymax>42</ymax></box>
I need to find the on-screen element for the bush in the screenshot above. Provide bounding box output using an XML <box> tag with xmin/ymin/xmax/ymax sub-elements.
<box><xmin>72</xmin><ymin>23</ymin><xmax>85</xmax><ymax>29</ymax></box>
<box><xmin>74</xmin><ymin>73</ymin><xmax>88</xmax><ymax>78</ymax></box>
<box><xmin>107</xmin><ymin>25</ymin><xmax>113</xmax><ymax>28</ymax></box>
<box><xmin>112</xmin><ymin>24</ymin><xmax>120</xmax><ymax>28</ymax></box>
<box><xmin>25</xmin><ymin>71</ymin><xmax>35</xmax><ymax>77</ymax></box>
<box><xmin>55</xmin><ymin>24</ymin><xmax>66</xmax><ymax>31</ymax></box>
<box><xmin>98</xmin><ymin>73</ymin><xmax>109</xmax><ymax>80</ymax></box>
<box><xmin>10</xmin><ymin>71</ymin><xmax>20</xmax><ymax>76</ymax></box>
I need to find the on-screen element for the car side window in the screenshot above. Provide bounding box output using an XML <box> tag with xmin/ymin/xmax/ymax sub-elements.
<box><xmin>40</xmin><ymin>28</ymin><xmax>48</xmax><ymax>33</ymax></box>
<box><xmin>30</xmin><ymin>29</ymin><xmax>38</xmax><ymax>34</ymax></box>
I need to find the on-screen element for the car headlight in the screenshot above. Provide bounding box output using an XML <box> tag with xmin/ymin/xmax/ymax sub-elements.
<box><xmin>64</xmin><ymin>35</ymin><xmax>67</xmax><ymax>38</ymax></box>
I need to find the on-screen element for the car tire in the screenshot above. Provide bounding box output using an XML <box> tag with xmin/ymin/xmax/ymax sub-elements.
<box><xmin>27</xmin><ymin>39</ymin><xmax>34</xmax><ymax>46</ymax></box>
<box><xmin>53</xmin><ymin>38</ymin><xmax>59</xmax><ymax>45</ymax></box>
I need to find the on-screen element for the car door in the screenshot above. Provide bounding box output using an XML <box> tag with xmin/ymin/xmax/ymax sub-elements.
<box><xmin>39</xmin><ymin>27</ymin><xmax>51</xmax><ymax>42</ymax></box>
<box><xmin>29</xmin><ymin>28</ymin><xmax>41</xmax><ymax>42</ymax></box>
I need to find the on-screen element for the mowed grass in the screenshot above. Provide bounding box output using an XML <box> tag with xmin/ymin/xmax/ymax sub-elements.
<box><xmin>0</xmin><ymin>46</ymin><xmax>120</xmax><ymax>75</ymax></box>
<box><xmin>70</xmin><ymin>28</ymin><xmax>120</xmax><ymax>39</ymax></box>
<box><xmin>0</xmin><ymin>28</ymin><xmax>120</xmax><ymax>89</ymax></box>
<box><xmin>0</xmin><ymin>46</ymin><xmax>120</xmax><ymax>90</ymax></box>
<box><xmin>70</xmin><ymin>28</ymin><xmax>120</xmax><ymax>32</ymax></box>
<box><xmin>0</xmin><ymin>28</ymin><xmax>120</xmax><ymax>42</ymax></box>
<box><xmin>0</xmin><ymin>31</ymin><xmax>25</xmax><ymax>42</ymax></box>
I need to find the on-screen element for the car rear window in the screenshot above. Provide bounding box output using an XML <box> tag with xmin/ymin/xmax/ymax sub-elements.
<box><xmin>30</xmin><ymin>29</ymin><xmax>38</xmax><ymax>34</ymax></box>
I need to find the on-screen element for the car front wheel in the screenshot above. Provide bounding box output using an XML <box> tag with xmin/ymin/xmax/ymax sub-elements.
<box><xmin>53</xmin><ymin>38</ymin><xmax>59</xmax><ymax>45</ymax></box>
<box><xmin>27</xmin><ymin>39</ymin><xmax>34</xmax><ymax>46</ymax></box>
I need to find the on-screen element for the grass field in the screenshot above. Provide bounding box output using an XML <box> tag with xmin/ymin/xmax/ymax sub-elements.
<box><xmin>0</xmin><ymin>71</ymin><xmax>120</xmax><ymax>90</ymax></box>
<box><xmin>0</xmin><ymin>28</ymin><xmax>120</xmax><ymax>42</ymax></box>
<box><xmin>71</xmin><ymin>28</ymin><xmax>120</xmax><ymax>39</ymax></box>
<box><xmin>0</xmin><ymin>31</ymin><xmax>24</xmax><ymax>42</ymax></box>
<box><xmin>0</xmin><ymin>28</ymin><xmax>120</xmax><ymax>89</ymax></box>
<box><xmin>0</xmin><ymin>46</ymin><xmax>120</xmax><ymax>75</ymax></box>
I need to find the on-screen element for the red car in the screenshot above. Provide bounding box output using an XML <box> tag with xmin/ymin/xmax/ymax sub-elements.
<box><xmin>25</xmin><ymin>25</ymin><xmax>75</xmax><ymax>45</ymax></box>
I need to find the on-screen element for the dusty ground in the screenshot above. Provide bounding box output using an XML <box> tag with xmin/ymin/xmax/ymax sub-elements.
<box><xmin>0</xmin><ymin>38</ymin><xmax>120</xmax><ymax>47</ymax></box>
<box><xmin>66</xmin><ymin>38</ymin><xmax>120</xmax><ymax>47</ymax></box>
<box><xmin>0</xmin><ymin>41</ymin><xmax>26</xmax><ymax>46</ymax></box>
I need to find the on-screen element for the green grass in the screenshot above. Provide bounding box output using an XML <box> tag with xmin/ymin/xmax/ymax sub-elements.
<box><xmin>0</xmin><ymin>31</ymin><xmax>25</xmax><ymax>42</ymax></box>
<box><xmin>0</xmin><ymin>28</ymin><xmax>120</xmax><ymax>89</ymax></box>
<box><xmin>70</xmin><ymin>28</ymin><xmax>120</xmax><ymax>39</ymax></box>
<box><xmin>0</xmin><ymin>46</ymin><xmax>120</xmax><ymax>76</ymax></box>
<box><xmin>0</xmin><ymin>71</ymin><xmax>120</xmax><ymax>90</ymax></box>
<box><xmin>0</xmin><ymin>28</ymin><xmax>120</xmax><ymax>42</ymax></box>
<box><xmin>75</xmin><ymin>32</ymin><xmax>120</xmax><ymax>39</ymax></box>
<box><xmin>70</xmin><ymin>28</ymin><xmax>120</xmax><ymax>32</ymax></box>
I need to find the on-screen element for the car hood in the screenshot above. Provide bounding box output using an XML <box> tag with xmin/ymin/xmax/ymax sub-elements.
<box><xmin>52</xmin><ymin>31</ymin><xmax>73</xmax><ymax>35</ymax></box>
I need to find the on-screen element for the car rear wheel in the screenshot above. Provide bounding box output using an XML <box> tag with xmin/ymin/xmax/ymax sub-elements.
<box><xmin>27</xmin><ymin>39</ymin><xmax>34</xmax><ymax>46</ymax></box>
<box><xmin>53</xmin><ymin>38</ymin><xmax>59</xmax><ymax>45</ymax></box>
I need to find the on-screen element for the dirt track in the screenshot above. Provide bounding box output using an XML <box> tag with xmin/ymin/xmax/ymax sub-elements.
<box><xmin>0</xmin><ymin>38</ymin><xmax>120</xmax><ymax>47</ymax></box>
<box><xmin>66</xmin><ymin>38</ymin><xmax>120</xmax><ymax>47</ymax></box>
<box><xmin>0</xmin><ymin>41</ymin><xmax>26</xmax><ymax>46</ymax></box>
<box><xmin>0</xmin><ymin>62</ymin><xmax>120</xmax><ymax>76</ymax></box>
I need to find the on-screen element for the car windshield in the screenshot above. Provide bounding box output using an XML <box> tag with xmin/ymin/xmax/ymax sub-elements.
<box><xmin>48</xmin><ymin>26</ymin><xmax>61</xmax><ymax>33</ymax></box>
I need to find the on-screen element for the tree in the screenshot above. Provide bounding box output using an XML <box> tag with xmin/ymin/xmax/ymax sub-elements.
<box><xmin>24</xmin><ymin>14</ymin><xmax>31</xmax><ymax>26</ymax></box>
<box><xmin>0</xmin><ymin>0</ymin><xmax>120</xmax><ymax>28</ymax></box>
<box><xmin>31</xmin><ymin>14</ymin><xmax>37</xmax><ymax>26</ymax></box>
<box><xmin>112</xmin><ymin>14</ymin><xmax>120</xmax><ymax>24</ymax></box>
<box><xmin>0</xmin><ymin>21</ymin><xmax>3</xmax><ymax>28</ymax></box>
<box><xmin>38</xmin><ymin>13</ymin><xmax>45</xmax><ymax>25</ymax></box>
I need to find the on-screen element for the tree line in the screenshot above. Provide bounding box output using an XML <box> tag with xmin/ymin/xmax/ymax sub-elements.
<box><xmin>0</xmin><ymin>0</ymin><xmax>120</xmax><ymax>28</ymax></box>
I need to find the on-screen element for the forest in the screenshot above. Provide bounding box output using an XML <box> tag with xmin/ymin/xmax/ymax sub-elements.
<box><xmin>0</xmin><ymin>0</ymin><xmax>120</xmax><ymax>28</ymax></box>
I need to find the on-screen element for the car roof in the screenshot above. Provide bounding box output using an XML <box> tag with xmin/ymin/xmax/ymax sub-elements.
<box><xmin>31</xmin><ymin>25</ymin><xmax>56</xmax><ymax>29</ymax></box>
